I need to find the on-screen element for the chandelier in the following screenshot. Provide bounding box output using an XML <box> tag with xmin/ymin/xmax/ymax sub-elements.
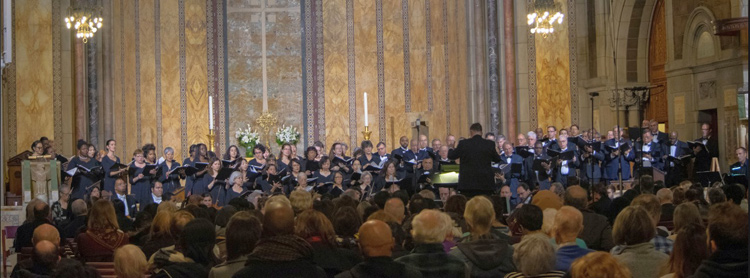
<box><xmin>64</xmin><ymin>1</ymin><xmax>103</xmax><ymax>43</ymax></box>
<box><xmin>527</xmin><ymin>0</ymin><xmax>564</xmax><ymax>37</ymax></box>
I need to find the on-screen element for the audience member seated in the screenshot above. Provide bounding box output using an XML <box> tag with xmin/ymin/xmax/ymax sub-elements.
<box><xmin>152</xmin><ymin>218</ymin><xmax>217</xmax><ymax>278</ymax></box>
<box><xmin>332</xmin><ymin>206</ymin><xmax>362</xmax><ymax>252</ymax></box>
<box><xmin>588</xmin><ymin>183</ymin><xmax>611</xmax><ymax>217</ymax></box>
<box><xmin>563</xmin><ymin>186</ymin><xmax>614</xmax><ymax>251</ymax></box>
<box><xmin>668</xmin><ymin>202</ymin><xmax>702</xmax><ymax>241</ymax></box>
<box><xmin>296</xmin><ymin>209</ymin><xmax>361</xmax><ymax>276</ymax></box>
<box><xmin>706</xmin><ymin>187</ymin><xmax>727</xmax><ymax>206</ymax></box>
<box><xmin>552</xmin><ymin>206</ymin><xmax>593</xmax><ymax>272</ymax></box>
<box><xmin>722</xmin><ymin>183</ymin><xmax>746</xmax><ymax>210</ymax></box>
<box><xmin>444</xmin><ymin>195</ymin><xmax>469</xmax><ymax>235</ymax></box>
<box><xmin>111</xmin><ymin>199</ymin><xmax>135</xmax><ymax>232</ymax></box>
<box><xmin>690</xmin><ymin>202</ymin><xmax>748</xmax><ymax>278</ymax></box>
<box><xmin>140</xmin><ymin>210</ymin><xmax>176</xmax><ymax>258</ymax></box>
<box><xmin>50</xmin><ymin>258</ymin><xmax>100</xmax><ymax>278</ymax></box>
<box><xmin>10</xmin><ymin>224</ymin><xmax>60</xmax><ymax>278</ymax></box>
<box><xmin>233</xmin><ymin>200</ymin><xmax>327</xmax><ymax>278</ymax></box>
<box><xmin>213</xmin><ymin>205</ymin><xmax>238</xmax><ymax>261</ymax></box>
<box><xmin>656</xmin><ymin>188</ymin><xmax>675</xmax><ymax>222</ymax></box>
<box><xmin>148</xmin><ymin>210</ymin><xmax>195</xmax><ymax>268</ymax></box>
<box><xmin>290</xmin><ymin>191</ymin><xmax>314</xmax><ymax>215</ymax></box>
<box><xmin>15</xmin><ymin>201</ymin><xmax>56</xmax><ymax>252</ymax></box>
<box><xmin>505</xmin><ymin>233</ymin><xmax>565</xmax><ymax>278</ymax></box>
<box><xmin>568</xmin><ymin>251</ymin><xmax>631</xmax><ymax>278</ymax></box>
<box><xmin>659</xmin><ymin>223</ymin><xmax>707</xmax><ymax>278</ymax></box>
<box><xmin>629</xmin><ymin>194</ymin><xmax>673</xmax><ymax>254</ymax></box>
<box><xmin>51</xmin><ymin>185</ymin><xmax>73</xmax><ymax>227</ymax></box>
<box><xmin>209</xmin><ymin>211</ymin><xmax>262</xmax><ymax>278</ymax></box>
<box><xmin>395</xmin><ymin>209</ymin><xmax>469</xmax><ymax>278</ymax></box>
<box><xmin>335</xmin><ymin>220</ymin><xmax>423</xmax><ymax>278</ymax></box>
<box><xmin>114</xmin><ymin>244</ymin><xmax>148</xmax><ymax>278</ymax></box>
<box><xmin>61</xmin><ymin>199</ymin><xmax>88</xmax><ymax>239</ymax></box>
<box><xmin>450</xmin><ymin>196</ymin><xmax>515</xmax><ymax>277</ymax></box>
<box><xmin>383</xmin><ymin>197</ymin><xmax>406</xmax><ymax>225</ymax></box>
<box><xmin>610</xmin><ymin>206</ymin><xmax>668</xmax><ymax>278</ymax></box>
<box><xmin>75</xmin><ymin>200</ymin><xmax>129</xmax><ymax>262</ymax></box>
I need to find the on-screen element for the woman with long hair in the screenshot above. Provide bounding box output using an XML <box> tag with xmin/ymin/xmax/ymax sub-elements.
<box><xmin>223</xmin><ymin>145</ymin><xmax>241</xmax><ymax>167</ymax></box>
<box><xmin>76</xmin><ymin>200</ymin><xmax>129</xmax><ymax>262</ymax></box>
<box><xmin>198</xmin><ymin>158</ymin><xmax>223</xmax><ymax>206</ymax></box>
<box><xmin>659</xmin><ymin>223</ymin><xmax>708</xmax><ymax>278</ymax></box>
<box><xmin>295</xmin><ymin>210</ymin><xmax>360</xmax><ymax>276</ymax></box>
<box><xmin>278</xmin><ymin>143</ymin><xmax>294</xmax><ymax>168</ymax></box>
<box><xmin>373</xmin><ymin>160</ymin><xmax>402</xmax><ymax>193</ymax></box>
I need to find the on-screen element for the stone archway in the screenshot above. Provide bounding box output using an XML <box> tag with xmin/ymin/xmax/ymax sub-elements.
<box><xmin>646</xmin><ymin>0</ymin><xmax>668</xmax><ymax>126</ymax></box>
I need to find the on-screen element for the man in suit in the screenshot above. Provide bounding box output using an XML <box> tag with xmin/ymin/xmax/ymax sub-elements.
<box><xmin>500</xmin><ymin>142</ymin><xmax>526</xmax><ymax>204</ymax></box>
<box><xmin>580</xmin><ymin>140</ymin><xmax>605</xmax><ymax>185</ymax></box>
<box><xmin>418</xmin><ymin>134</ymin><xmax>433</xmax><ymax>155</ymax></box>
<box><xmin>448</xmin><ymin>123</ymin><xmax>502</xmax><ymax>197</ymax></box>
<box><xmin>648</xmin><ymin>120</ymin><xmax>668</xmax><ymax>146</ymax></box>
<box><xmin>634</xmin><ymin>132</ymin><xmax>667</xmax><ymax>176</ymax></box>
<box><xmin>729</xmin><ymin>147</ymin><xmax>748</xmax><ymax>177</ymax></box>
<box><xmin>544</xmin><ymin>126</ymin><xmax>558</xmax><ymax>149</ymax></box>
<box><xmin>664</xmin><ymin>131</ymin><xmax>691</xmax><ymax>186</ymax></box>
<box><xmin>112</xmin><ymin>178</ymin><xmax>137</xmax><ymax>217</ymax></box>
<box><xmin>391</xmin><ymin>136</ymin><xmax>409</xmax><ymax>158</ymax></box>
<box><xmin>526</xmin><ymin>141</ymin><xmax>553</xmax><ymax>190</ymax></box>
<box><xmin>693</xmin><ymin>123</ymin><xmax>719</xmax><ymax>174</ymax></box>
<box><xmin>141</xmin><ymin>181</ymin><xmax>165</xmax><ymax>207</ymax></box>
<box><xmin>602</xmin><ymin>126</ymin><xmax>635</xmax><ymax>181</ymax></box>
<box><xmin>550</xmin><ymin>135</ymin><xmax>580</xmax><ymax>187</ymax></box>
<box><xmin>375</xmin><ymin>142</ymin><xmax>390</xmax><ymax>164</ymax></box>
<box><xmin>445</xmin><ymin>134</ymin><xmax>457</xmax><ymax>150</ymax></box>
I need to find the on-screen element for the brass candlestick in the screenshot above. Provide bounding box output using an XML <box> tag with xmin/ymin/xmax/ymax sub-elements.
<box><xmin>362</xmin><ymin>126</ymin><xmax>372</xmax><ymax>140</ymax></box>
<box><xmin>207</xmin><ymin>129</ymin><xmax>215</xmax><ymax>152</ymax></box>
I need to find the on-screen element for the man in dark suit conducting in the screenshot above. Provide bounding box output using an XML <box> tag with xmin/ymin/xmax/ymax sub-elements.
<box><xmin>448</xmin><ymin>123</ymin><xmax>502</xmax><ymax>197</ymax></box>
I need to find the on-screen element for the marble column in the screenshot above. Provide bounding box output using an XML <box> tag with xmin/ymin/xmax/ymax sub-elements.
<box><xmin>75</xmin><ymin>40</ymin><xmax>87</xmax><ymax>142</ymax></box>
<box><xmin>487</xmin><ymin>0</ymin><xmax>500</xmax><ymax>135</ymax></box>
<box><xmin>467</xmin><ymin>0</ymin><xmax>488</xmax><ymax>127</ymax></box>
<box><xmin>88</xmin><ymin>41</ymin><xmax>98</xmax><ymax>147</ymax></box>
<box><xmin>102</xmin><ymin>0</ymin><xmax>114</xmax><ymax>142</ymax></box>
<box><xmin>503</xmin><ymin>0</ymin><xmax>516</xmax><ymax>139</ymax></box>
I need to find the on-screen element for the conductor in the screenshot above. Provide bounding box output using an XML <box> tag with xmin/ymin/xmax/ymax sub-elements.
<box><xmin>448</xmin><ymin>123</ymin><xmax>502</xmax><ymax>197</ymax></box>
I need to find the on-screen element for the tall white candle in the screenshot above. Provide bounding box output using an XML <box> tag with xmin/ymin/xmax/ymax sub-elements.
<box><xmin>208</xmin><ymin>96</ymin><xmax>214</xmax><ymax>129</ymax></box>
<box><xmin>364</xmin><ymin>92</ymin><xmax>368</xmax><ymax>127</ymax></box>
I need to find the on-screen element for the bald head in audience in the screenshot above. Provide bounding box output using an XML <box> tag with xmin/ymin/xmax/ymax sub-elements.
<box><xmin>33</xmin><ymin>224</ymin><xmax>60</xmax><ymax>247</ymax></box>
<box><xmin>656</xmin><ymin>188</ymin><xmax>673</xmax><ymax>204</ymax></box>
<box><xmin>563</xmin><ymin>186</ymin><xmax>588</xmax><ymax>210</ymax></box>
<box><xmin>262</xmin><ymin>201</ymin><xmax>295</xmax><ymax>237</ymax></box>
<box><xmin>384</xmin><ymin>198</ymin><xmax>405</xmax><ymax>224</ymax></box>
<box><xmin>32</xmin><ymin>240</ymin><xmax>60</xmax><ymax>270</ymax></box>
<box><xmin>411</xmin><ymin>209</ymin><xmax>449</xmax><ymax>244</ymax></box>
<box><xmin>358</xmin><ymin>220</ymin><xmax>395</xmax><ymax>258</ymax></box>
<box><xmin>552</xmin><ymin>206</ymin><xmax>584</xmax><ymax>245</ymax></box>
<box><xmin>71</xmin><ymin>199</ymin><xmax>88</xmax><ymax>216</ymax></box>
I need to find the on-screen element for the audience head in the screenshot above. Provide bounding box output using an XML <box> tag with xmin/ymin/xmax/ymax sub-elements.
<box><xmin>71</xmin><ymin>199</ymin><xmax>87</xmax><ymax>216</ymax></box>
<box><xmin>333</xmin><ymin>206</ymin><xmax>361</xmax><ymax>238</ymax></box>
<box><xmin>563</xmin><ymin>186</ymin><xmax>587</xmax><ymax>210</ymax></box>
<box><xmin>373</xmin><ymin>191</ymin><xmax>391</xmax><ymax>209</ymax></box>
<box><xmin>707</xmin><ymin>202</ymin><xmax>748</xmax><ymax>252</ymax></box>
<box><xmin>552</xmin><ymin>206</ymin><xmax>583</xmax><ymax>244</ymax></box>
<box><xmin>444</xmin><ymin>194</ymin><xmax>468</xmax><ymax>215</ymax></box>
<box><xmin>88</xmin><ymin>199</ymin><xmax>119</xmax><ymax>231</ymax></box>
<box><xmin>630</xmin><ymin>194</ymin><xmax>661</xmax><ymax>227</ymax></box>
<box><xmin>723</xmin><ymin>184</ymin><xmax>745</xmax><ymax>205</ymax></box>
<box><xmin>170</xmin><ymin>210</ymin><xmax>195</xmax><ymax>237</ymax></box>
<box><xmin>517</xmin><ymin>183</ymin><xmax>531</xmax><ymax>200</ymax></box>
<box><xmin>707</xmin><ymin>187</ymin><xmax>726</xmax><ymax>205</ymax></box>
<box><xmin>114</xmin><ymin>245</ymin><xmax>147</xmax><ymax>278</ymax></box>
<box><xmin>513</xmin><ymin>233</ymin><xmax>557</xmax><ymax>277</ymax></box>
<box><xmin>464</xmin><ymin>196</ymin><xmax>495</xmax><ymax>236</ymax></box>
<box><xmin>672</xmin><ymin>202</ymin><xmax>702</xmax><ymax>234</ymax></box>
<box><xmin>225</xmin><ymin>211</ymin><xmax>262</xmax><ymax>261</ymax></box>
<box><xmin>410</xmin><ymin>209</ymin><xmax>450</xmax><ymax>244</ymax></box>
<box><xmin>515</xmin><ymin>204</ymin><xmax>543</xmax><ymax>233</ymax></box>
<box><xmin>263</xmin><ymin>201</ymin><xmax>296</xmax><ymax>237</ymax></box>
<box><xmin>32</xmin><ymin>240</ymin><xmax>60</xmax><ymax>271</ymax></box>
<box><xmin>289</xmin><ymin>191</ymin><xmax>313</xmax><ymax>215</ymax></box>
<box><xmin>541</xmin><ymin>208</ymin><xmax>558</xmax><ymax>236</ymax></box>
<box><xmin>672</xmin><ymin>187</ymin><xmax>687</xmax><ymax>205</ymax></box>
<box><xmin>569</xmin><ymin>251</ymin><xmax>631</xmax><ymax>278</ymax></box>
<box><xmin>532</xmin><ymin>190</ymin><xmax>563</xmax><ymax>211</ymax></box>
<box><xmin>296</xmin><ymin>209</ymin><xmax>338</xmax><ymax>247</ymax></box>
<box><xmin>639</xmin><ymin>175</ymin><xmax>654</xmax><ymax>194</ymax></box>
<box><xmin>383</xmin><ymin>197</ymin><xmax>405</xmax><ymax>224</ymax></box>
<box><xmin>33</xmin><ymin>201</ymin><xmax>51</xmax><ymax>222</ymax></box>
<box><xmin>612</xmin><ymin>206</ymin><xmax>654</xmax><ymax>246</ymax></box>
<box><xmin>656</xmin><ymin>188</ymin><xmax>673</xmax><ymax>204</ymax></box>
<box><xmin>178</xmin><ymin>218</ymin><xmax>216</xmax><ymax>266</ymax></box>
<box><xmin>664</xmin><ymin>223</ymin><xmax>708</xmax><ymax>278</ymax></box>
<box><xmin>33</xmin><ymin>224</ymin><xmax>60</xmax><ymax>247</ymax></box>
<box><xmin>214</xmin><ymin>205</ymin><xmax>237</xmax><ymax>228</ymax></box>
<box><xmin>358</xmin><ymin>220</ymin><xmax>394</xmax><ymax>258</ymax></box>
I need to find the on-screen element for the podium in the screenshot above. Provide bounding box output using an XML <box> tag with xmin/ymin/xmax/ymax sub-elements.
<box><xmin>21</xmin><ymin>159</ymin><xmax>61</xmax><ymax>206</ymax></box>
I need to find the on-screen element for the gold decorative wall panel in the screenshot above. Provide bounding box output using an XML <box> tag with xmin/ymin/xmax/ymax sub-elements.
<box><xmin>160</xmin><ymin>0</ymin><xmax>182</xmax><ymax>159</ymax></box>
<box><xmin>185</xmin><ymin>0</ymin><xmax>208</xmax><ymax>146</ymax></box>
<box><xmin>428</xmin><ymin>0</ymin><xmax>446</xmax><ymax>139</ymax></box>
<box><xmin>534</xmin><ymin>1</ymin><xmax>571</xmax><ymax>130</ymax></box>
<box><xmin>139</xmin><ymin>0</ymin><xmax>157</xmax><ymax>146</ymax></box>
<box><xmin>113</xmin><ymin>0</ymin><xmax>123</xmax><ymax>158</ymax></box>
<box><xmin>383</xmin><ymin>0</ymin><xmax>409</xmax><ymax>144</ymax></box>
<box><xmin>124</xmin><ymin>0</ymin><xmax>138</xmax><ymax>156</ymax></box>
<box><xmin>323</xmin><ymin>0</ymin><xmax>349</xmax><ymax>144</ymax></box>
<box><xmin>408</xmin><ymin>0</ymin><xmax>427</xmax><ymax>113</ymax></box>
<box><xmin>354</xmin><ymin>0</ymin><xmax>379</xmax><ymax>144</ymax></box>
<box><xmin>15</xmin><ymin>0</ymin><xmax>54</xmax><ymax>153</ymax></box>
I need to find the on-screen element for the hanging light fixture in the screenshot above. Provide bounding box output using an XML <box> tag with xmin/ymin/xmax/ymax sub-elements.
<box><xmin>527</xmin><ymin>0</ymin><xmax>564</xmax><ymax>37</ymax></box>
<box><xmin>64</xmin><ymin>1</ymin><xmax>103</xmax><ymax>43</ymax></box>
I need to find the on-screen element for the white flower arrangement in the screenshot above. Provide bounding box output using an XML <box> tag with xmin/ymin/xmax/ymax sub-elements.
<box><xmin>275</xmin><ymin>125</ymin><xmax>300</xmax><ymax>146</ymax></box>
<box><xmin>235</xmin><ymin>124</ymin><xmax>260</xmax><ymax>156</ymax></box>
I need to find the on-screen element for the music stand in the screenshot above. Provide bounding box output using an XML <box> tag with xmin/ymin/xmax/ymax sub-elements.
<box><xmin>695</xmin><ymin>171</ymin><xmax>722</xmax><ymax>187</ymax></box>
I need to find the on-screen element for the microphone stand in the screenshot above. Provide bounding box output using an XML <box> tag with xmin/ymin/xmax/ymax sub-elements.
<box><xmin>589</xmin><ymin>92</ymin><xmax>599</xmax><ymax>187</ymax></box>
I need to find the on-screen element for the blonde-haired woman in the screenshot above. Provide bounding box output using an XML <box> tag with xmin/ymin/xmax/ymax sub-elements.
<box><xmin>75</xmin><ymin>199</ymin><xmax>129</xmax><ymax>262</ymax></box>
<box><xmin>114</xmin><ymin>244</ymin><xmax>148</xmax><ymax>278</ymax></box>
<box><xmin>569</xmin><ymin>251</ymin><xmax>631</xmax><ymax>278</ymax></box>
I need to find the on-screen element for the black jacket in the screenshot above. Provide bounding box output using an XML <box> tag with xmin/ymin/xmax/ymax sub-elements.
<box><xmin>579</xmin><ymin>210</ymin><xmax>614</xmax><ymax>251</ymax></box>
<box><xmin>153</xmin><ymin>262</ymin><xmax>209</xmax><ymax>278</ymax></box>
<box><xmin>689</xmin><ymin>248</ymin><xmax>748</xmax><ymax>278</ymax></box>
<box><xmin>448</xmin><ymin>135</ymin><xmax>502</xmax><ymax>191</ymax></box>
<box><xmin>335</xmin><ymin>257</ymin><xmax>423</xmax><ymax>278</ymax></box>
<box><xmin>233</xmin><ymin>259</ymin><xmax>327</xmax><ymax>278</ymax></box>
